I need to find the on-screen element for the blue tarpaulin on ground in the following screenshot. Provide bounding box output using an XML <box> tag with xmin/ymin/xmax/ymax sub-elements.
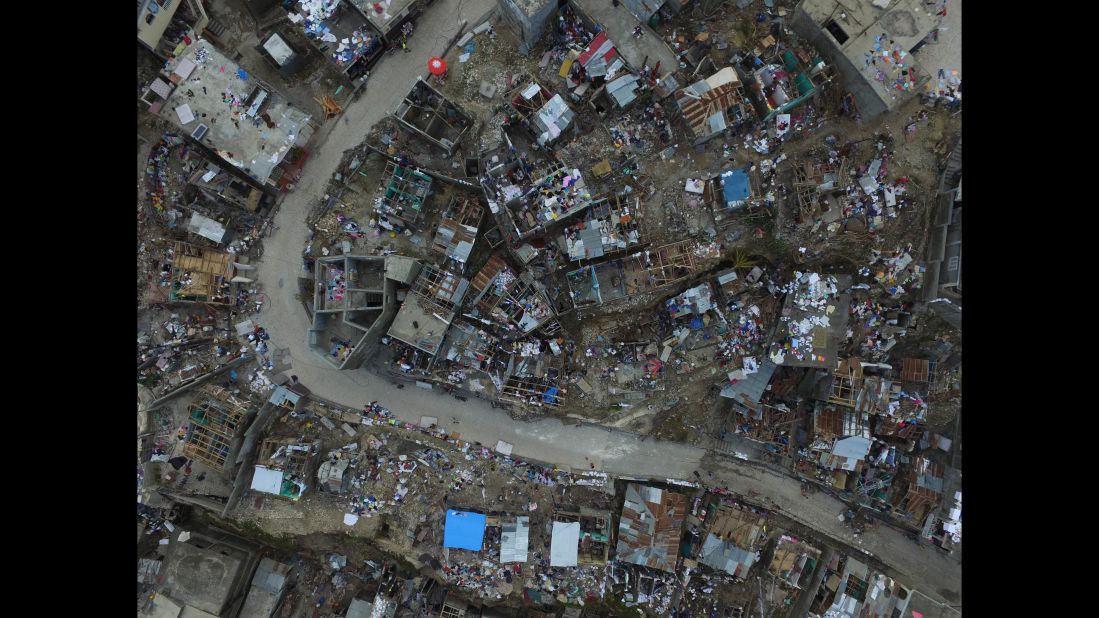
<box><xmin>444</xmin><ymin>510</ymin><xmax>486</xmax><ymax>550</ymax></box>
<box><xmin>721</xmin><ymin>168</ymin><xmax>751</xmax><ymax>205</ymax></box>
<box><xmin>543</xmin><ymin>387</ymin><xmax>559</xmax><ymax>404</ymax></box>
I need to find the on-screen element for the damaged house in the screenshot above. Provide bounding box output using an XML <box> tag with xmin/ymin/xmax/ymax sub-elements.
<box><xmin>745</xmin><ymin>43</ymin><xmax>833</xmax><ymax>122</ymax></box>
<box><xmin>554</xmin><ymin>508</ymin><xmax>614</xmax><ymax>565</ymax></box>
<box><xmin>617</xmin><ymin>483</ymin><xmax>687</xmax><ymax>573</ymax></box>
<box><xmin>238</xmin><ymin>557</ymin><xmax>292</xmax><ymax>618</ymax></box>
<box><xmin>249</xmin><ymin>436</ymin><xmax>321</xmax><ymax>501</ymax></box>
<box><xmin>507</xmin><ymin>158</ymin><xmax>594</xmax><ymax>241</ymax></box>
<box><xmin>375</xmin><ymin>161</ymin><xmax>433</xmax><ymax>233</ymax></box>
<box><xmin>561</xmin><ymin>192</ymin><xmax>642</xmax><ymax>261</ymax></box>
<box><xmin>794</xmin><ymin>153</ymin><xmax>850</xmax><ymax>222</ymax></box>
<box><xmin>394</xmin><ymin>76</ymin><xmax>475</xmax><ymax>155</ymax></box>
<box><xmin>566</xmin><ymin>31</ymin><xmax>640</xmax><ymax>111</ymax></box>
<box><xmin>674</xmin><ymin>67</ymin><xmax>752</xmax><ymax>145</ymax></box>
<box><xmin>431</xmin><ymin>197</ymin><xmax>484</xmax><ymax>274</ymax></box>
<box><xmin>769</xmin><ymin>535</ymin><xmax>821</xmax><ymax>589</ymax></box>
<box><xmin>466</xmin><ymin>254</ymin><xmax>557</xmax><ymax>336</ymax></box>
<box><xmin>567</xmin><ymin>239</ymin><xmax>721</xmax><ymax>308</ymax></box>
<box><xmin>283</xmin><ymin>0</ymin><xmax>383</xmax><ymax>80</ymax></box>
<box><xmin>696</xmin><ymin>502</ymin><xmax>767</xmax><ymax>579</ymax></box>
<box><xmin>508</xmin><ymin>80</ymin><xmax>576</xmax><ymax>146</ymax></box>
<box><xmin>812</xmin><ymin>556</ymin><xmax>914</xmax><ymax>618</ymax></box>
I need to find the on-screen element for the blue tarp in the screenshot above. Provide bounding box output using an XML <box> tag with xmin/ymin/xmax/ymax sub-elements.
<box><xmin>444</xmin><ymin>510</ymin><xmax>486</xmax><ymax>550</ymax></box>
<box><xmin>721</xmin><ymin>168</ymin><xmax>751</xmax><ymax>205</ymax></box>
<box><xmin>543</xmin><ymin>387</ymin><xmax>559</xmax><ymax>404</ymax></box>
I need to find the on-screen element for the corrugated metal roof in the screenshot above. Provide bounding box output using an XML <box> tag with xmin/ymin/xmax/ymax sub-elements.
<box><xmin>578</xmin><ymin>225</ymin><xmax>604</xmax><ymax>259</ymax></box>
<box><xmin>720</xmin><ymin>359</ymin><xmax>778</xmax><ymax>406</ymax></box>
<box><xmin>500</xmin><ymin>516</ymin><xmax>530</xmax><ymax>563</ymax></box>
<box><xmin>550</xmin><ymin>521</ymin><xmax>580</xmax><ymax>566</ymax></box>
<box><xmin>831</xmin><ymin>436</ymin><xmax>871</xmax><ymax>465</ymax></box>
<box><xmin>616</xmin><ymin>483</ymin><xmax>686</xmax><ymax>572</ymax></box>
<box><xmin>251</xmin><ymin>466</ymin><xmax>284</xmax><ymax>495</ymax></box>
<box><xmin>578</xmin><ymin>31</ymin><xmax>616</xmax><ymax>67</ymax></box>
<box><xmin>606</xmin><ymin>74</ymin><xmax>641</xmax><ymax>108</ymax></box>
<box><xmin>699</xmin><ymin>532</ymin><xmax>756</xmax><ymax>577</ymax></box>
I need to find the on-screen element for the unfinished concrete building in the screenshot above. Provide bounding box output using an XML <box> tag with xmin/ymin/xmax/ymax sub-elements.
<box><xmin>182</xmin><ymin>385</ymin><xmax>253</xmax><ymax>471</ymax></box>
<box><xmin>497</xmin><ymin>0</ymin><xmax>558</xmax><ymax>55</ymax></box>
<box><xmin>790</xmin><ymin>0</ymin><xmax>936</xmax><ymax>119</ymax></box>
<box><xmin>154</xmin><ymin>529</ymin><xmax>261</xmax><ymax>617</ymax></box>
<box><xmin>394</xmin><ymin>77</ymin><xmax>475</xmax><ymax>155</ymax></box>
<box><xmin>155</xmin><ymin>42</ymin><xmax>316</xmax><ymax>192</ymax></box>
<box><xmin>387</xmin><ymin>263</ymin><xmax>469</xmax><ymax>357</ymax></box>
<box><xmin>310</xmin><ymin>255</ymin><xmax>396</xmax><ymax>370</ymax></box>
<box><xmin>617</xmin><ymin>483</ymin><xmax>687</xmax><ymax>573</ymax></box>
<box><xmin>432</xmin><ymin>197</ymin><xmax>484</xmax><ymax>274</ymax></box>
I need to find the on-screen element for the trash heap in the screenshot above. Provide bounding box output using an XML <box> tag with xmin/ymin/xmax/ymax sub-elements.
<box><xmin>716</xmin><ymin>304</ymin><xmax>768</xmax><ymax>367</ymax></box>
<box><xmin>529</xmin><ymin>562</ymin><xmax>608</xmax><ymax>606</ymax></box>
<box><xmin>333</xmin><ymin>29</ymin><xmax>380</xmax><ymax>67</ymax></box>
<box><xmin>869</xmin><ymin>247</ymin><xmax>923</xmax><ymax>297</ymax></box>
<box><xmin>441</xmin><ymin>559</ymin><xmax>516</xmax><ymax>600</ymax></box>
<box><xmin>294</xmin><ymin>0</ymin><xmax>341</xmax><ymax>44</ymax></box>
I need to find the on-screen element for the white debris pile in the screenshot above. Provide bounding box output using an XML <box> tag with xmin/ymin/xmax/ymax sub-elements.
<box><xmin>771</xmin><ymin>272</ymin><xmax>838</xmax><ymax>364</ymax></box>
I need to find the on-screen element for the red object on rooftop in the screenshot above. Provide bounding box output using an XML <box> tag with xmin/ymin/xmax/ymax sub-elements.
<box><xmin>428</xmin><ymin>57</ymin><xmax>447</xmax><ymax>76</ymax></box>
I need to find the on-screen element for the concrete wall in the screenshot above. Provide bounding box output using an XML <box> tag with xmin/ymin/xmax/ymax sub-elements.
<box><xmin>141</xmin><ymin>354</ymin><xmax>255</xmax><ymax>413</ymax></box>
<box><xmin>789</xmin><ymin>7</ymin><xmax>889</xmax><ymax>120</ymax></box>
<box><xmin>497</xmin><ymin>0</ymin><xmax>558</xmax><ymax>55</ymax></box>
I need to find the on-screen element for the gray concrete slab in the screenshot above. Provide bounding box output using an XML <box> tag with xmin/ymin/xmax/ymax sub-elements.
<box><xmin>572</xmin><ymin>0</ymin><xmax>678</xmax><ymax>73</ymax></box>
<box><xmin>912</xmin><ymin>0</ymin><xmax>962</xmax><ymax>85</ymax></box>
<box><xmin>160</xmin><ymin>541</ymin><xmax>243</xmax><ymax>616</ymax></box>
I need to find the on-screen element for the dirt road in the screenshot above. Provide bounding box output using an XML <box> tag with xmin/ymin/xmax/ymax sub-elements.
<box><xmin>249</xmin><ymin>0</ymin><xmax>960</xmax><ymax>605</ymax></box>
